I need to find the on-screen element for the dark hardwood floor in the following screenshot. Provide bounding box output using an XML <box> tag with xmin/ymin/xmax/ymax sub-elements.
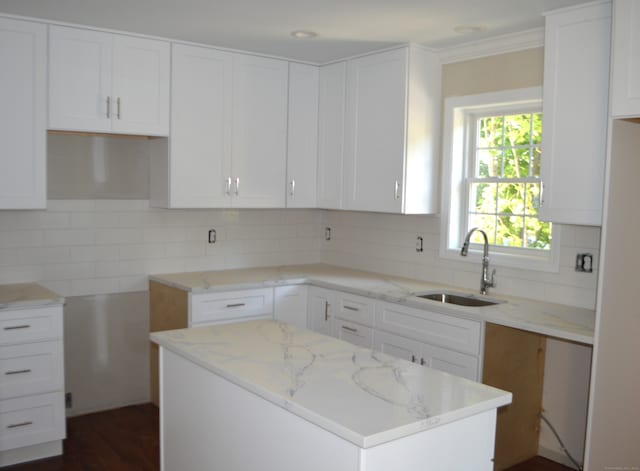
<box><xmin>6</xmin><ymin>404</ymin><xmax>573</xmax><ymax>471</ymax></box>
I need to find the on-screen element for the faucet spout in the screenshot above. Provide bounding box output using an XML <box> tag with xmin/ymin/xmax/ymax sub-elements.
<box><xmin>460</xmin><ymin>227</ymin><xmax>496</xmax><ymax>295</ymax></box>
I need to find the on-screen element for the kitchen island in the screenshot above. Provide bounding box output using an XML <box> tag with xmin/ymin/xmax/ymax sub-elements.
<box><xmin>151</xmin><ymin>320</ymin><xmax>511</xmax><ymax>471</ymax></box>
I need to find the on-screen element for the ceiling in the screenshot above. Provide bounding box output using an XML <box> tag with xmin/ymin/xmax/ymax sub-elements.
<box><xmin>0</xmin><ymin>0</ymin><xmax>595</xmax><ymax>63</ymax></box>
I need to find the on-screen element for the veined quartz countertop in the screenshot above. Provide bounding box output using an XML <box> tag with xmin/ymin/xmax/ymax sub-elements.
<box><xmin>151</xmin><ymin>320</ymin><xmax>511</xmax><ymax>448</ymax></box>
<box><xmin>0</xmin><ymin>282</ymin><xmax>64</xmax><ymax>310</ymax></box>
<box><xmin>150</xmin><ymin>264</ymin><xmax>596</xmax><ymax>345</ymax></box>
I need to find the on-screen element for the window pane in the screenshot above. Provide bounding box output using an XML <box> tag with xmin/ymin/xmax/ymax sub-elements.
<box><xmin>497</xmin><ymin>183</ymin><xmax>525</xmax><ymax>215</ymax></box>
<box><xmin>470</xmin><ymin>182</ymin><xmax>497</xmax><ymax>213</ymax></box>
<box><xmin>468</xmin><ymin>214</ymin><xmax>496</xmax><ymax>244</ymax></box>
<box><xmin>525</xmin><ymin>183</ymin><xmax>541</xmax><ymax>215</ymax></box>
<box><xmin>477</xmin><ymin>116</ymin><xmax>503</xmax><ymax>148</ymax></box>
<box><xmin>497</xmin><ymin>215</ymin><xmax>524</xmax><ymax>247</ymax></box>
<box><xmin>502</xmin><ymin>148</ymin><xmax>532</xmax><ymax>178</ymax></box>
<box><xmin>530</xmin><ymin>146</ymin><xmax>542</xmax><ymax>177</ymax></box>
<box><xmin>525</xmin><ymin>218</ymin><xmax>552</xmax><ymax>250</ymax></box>
<box><xmin>504</xmin><ymin>114</ymin><xmax>532</xmax><ymax>147</ymax></box>
<box><xmin>531</xmin><ymin>113</ymin><xmax>542</xmax><ymax>144</ymax></box>
<box><xmin>476</xmin><ymin>149</ymin><xmax>502</xmax><ymax>177</ymax></box>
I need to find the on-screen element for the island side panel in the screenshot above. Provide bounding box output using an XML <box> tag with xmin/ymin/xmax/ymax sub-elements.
<box><xmin>149</xmin><ymin>281</ymin><xmax>188</xmax><ymax>406</ymax></box>
<box><xmin>159</xmin><ymin>348</ymin><xmax>361</xmax><ymax>471</ymax></box>
<box><xmin>361</xmin><ymin>409</ymin><xmax>496</xmax><ymax>471</ymax></box>
<box><xmin>483</xmin><ymin>323</ymin><xmax>546</xmax><ymax>470</ymax></box>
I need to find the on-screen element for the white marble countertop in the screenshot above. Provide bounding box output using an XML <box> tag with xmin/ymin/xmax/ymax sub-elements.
<box><xmin>151</xmin><ymin>320</ymin><xmax>511</xmax><ymax>448</ymax></box>
<box><xmin>0</xmin><ymin>282</ymin><xmax>64</xmax><ymax>310</ymax></box>
<box><xmin>150</xmin><ymin>264</ymin><xmax>596</xmax><ymax>345</ymax></box>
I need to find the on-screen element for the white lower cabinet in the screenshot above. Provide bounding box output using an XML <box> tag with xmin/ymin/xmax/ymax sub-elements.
<box><xmin>189</xmin><ymin>288</ymin><xmax>274</xmax><ymax>327</ymax></box>
<box><xmin>307</xmin><ymin>287</ymin><xmax>336</xmax><ymax>337</ymax></box>
<box><xmin>0</xmin><ymin>304</ymin><xmax>65</xmax><ymax>466</ymax></box>
<box><xmin>274</xmin><ymin>285</ymin><xmax>309</xmax><ymax>329</ymax></box>
<box><xmin>334</xmin><ymin>319</ymin><xmax>373</xmax><ymax>349</ymax></box>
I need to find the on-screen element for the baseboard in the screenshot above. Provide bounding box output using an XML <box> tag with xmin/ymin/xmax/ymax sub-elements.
<box><xmin>538</xmin><ymin>446</ymin><xmax>581</xmax><ymax>470</ymax></box>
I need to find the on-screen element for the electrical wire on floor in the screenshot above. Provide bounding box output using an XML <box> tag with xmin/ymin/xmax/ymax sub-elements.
<box><xmin>540</xmin><ymin>413</ymin><xmax>583</xmax><ymax>471</ymax></box>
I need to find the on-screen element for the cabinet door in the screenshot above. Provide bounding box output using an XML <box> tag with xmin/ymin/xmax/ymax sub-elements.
<box><xmin>421</xmin><ymin>343</ymin><xmax>479</xmax><ymax>381</ymax></box>
<box><xmin>610</xmin><ymin>0</ymin><xmax>640</xmax><ymax>118</ymax></box>
<box><xmin>167</xmin><ymin>44</ymin><xmax>233</xmax><ymax>207</ymax></box>
<box><xmin>344</xmin><ymin>48</ymin><xmax>407</xmax><ymax>213</ymax></box>
<box><xmin>274</xmin><ymin>285</ymin><xmax>309</xmax><ymax>329</ymax></box>
<box><xmin>287</xmin><ymin>63</ymin><xmax>318</xmax><ymax>208</ymax></box>
<box><xmin>540</xmin><ymin>3</ymin><xmax>611</xmax><ymax>225</ymax></box>
<box><xmin>49</xmin><ymin>25</ymin><xmax>112</xmax><ymax>133</ymax></box>
<box><xmin>307</xmin><ymin>287</ymin><xmax>335</xmax><ymax>337</ymax></box>
<box><xmin>190</xmin><ymin>288</ymin><xmax>274</xmax><ymax>326</ymax></box>
<box><xmin>372</xmin><ymin>330</ymin><xmax>421</xmax><ymax>363</ymax></box>
<box><xmin>111</xmin><ymin>35</ymin><xmax>170</xmax><ymax>136</ymax></box>
<box><xmin>334</xmin><ymin>319</ymin><xmax>373</xmax><ymax>349</ymax></box>
<box><xmin>231</xmin><ymin>54</ymin><xmax>288</xmax><ymax>208</ymax></box>
<box><xmin>0</xmin><ymin>18</ymin><xmax>46</xmax><ymax>209</ymax></box>
<box><xmin>317</xmin><ymin>62</ymin><xmax>346</xmax><ymax>209</ymax></box>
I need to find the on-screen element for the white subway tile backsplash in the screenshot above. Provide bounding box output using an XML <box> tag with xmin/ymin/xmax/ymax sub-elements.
<box><xmin>45</xmin><ymin>229</ymin><xmax>95</xmax><ymax>247</ymax></box>
<box><xmin>0</xmin><ymin>230</ymin><xmax>44</xmax><ymax>248</ymax></box>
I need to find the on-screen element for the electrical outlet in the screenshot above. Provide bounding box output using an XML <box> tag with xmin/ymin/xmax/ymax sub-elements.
<box><xmin>65</xmin><ymin>392</ymin><xmax>73</xmax><ymax>409</ymax></box>
<box><xmin>575</xmin><ymin>253</ymin><xmax>593</xmax><ymax>273</ymax></box>
<box><xmin>416</xmin><ymin>236</ymin><xmax>424</xmax><ymax>253</ymax></box>
<box><xmin>325</xmin><ymin>227</ymin><xmax>332</xmax><ymax>241</ymax></box>
<box><xmin>208</xmin><ymin>229</ymin><xmax>216</xmax><ymax>244</ymax></box>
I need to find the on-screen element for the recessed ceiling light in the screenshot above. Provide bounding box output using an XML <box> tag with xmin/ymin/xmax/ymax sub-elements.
<box><xmin>453</xmin><ymin>25</ymin><xmax>486</xmax><ymax>35</ymax></box>
<box><xmin>290</xmin><ymin>30</ymin><xmax>318</xmax><ymax>39</ymax></box>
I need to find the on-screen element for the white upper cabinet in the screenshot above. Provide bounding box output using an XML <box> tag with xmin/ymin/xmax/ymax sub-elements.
<box><xmin>343</xmin><ymin>46</ymin><xmax>441</xmax><ymax>214</ymax></box>
<box><xmin>231</xmin><ymin>54</ymin><xmax>288</xmax><ymax>208</ymax></box>
<box><xmin>157</xmin><ymin>43</ymin><xmax>233</xmax><ymax>208</ymax></box>
<box><xmin>49</xmin><ymin>25</ymin><xmax>169</xmax><ymax>136</ymax></box>
<box><xmin>0</xmin><ymin>18</ymin><xmax>47</xmax><ymax>209</ymax></box>
<box><xmin>610</xmin><ymin>0</ymin><xmax>640</xmax><ymax>118</ymax></box>
<box><xmin>540</xmin><ymin>2</ymin><xmax>611</xmax><ymax>226</ymax></box>
<box><xmin>317</xmin><ymin>61</ymin><xmax>346</xmax><ymax>210</ymax></box>
<box><xmin>150</xmin><ymin>46</ymin><xmax>288</xmax><ymax>208</ymax></box>
<box><xmin>286</xmin><ymin>63</ymin><xmax>319</xmax><ymax>208</ymax></box>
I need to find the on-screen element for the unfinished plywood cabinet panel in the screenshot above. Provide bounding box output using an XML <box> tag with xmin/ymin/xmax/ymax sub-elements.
<box><xmin>149</xmin><ymin>281</ymin><xmax>188</xmax><ymax>406</ymax></box>
<box><xmin>483</xmin><ymin>323</ymin><xmax>546</xmax><ymax>470</ymax></box>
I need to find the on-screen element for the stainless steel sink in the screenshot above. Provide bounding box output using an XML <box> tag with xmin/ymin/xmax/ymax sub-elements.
<box><xmin>416</xmin><ymin>292</ymin><xmax>503</xmax><ymax>307</ymax></box>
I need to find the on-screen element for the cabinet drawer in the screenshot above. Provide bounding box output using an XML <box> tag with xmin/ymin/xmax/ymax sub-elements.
<box><xmin>0</xmin><ymin>306</ymin><xmax>63</xmax><ymax>345</ymax></box>
<box><xmin>334</xmin><ymin>292</ymin><xmax>375</xmax><ymax>327</ymax></box>
<box><xmin>334</xmin><ymin>319</ymin><xmax>373</xmax><ymax>349</ymax></box>
<box><xmin>0</xmin><ymin>392</ymin><xmax>65</xmax><ymax>452</ymax></box>
<box><xmin>0</xmin><ymin>342</ymin><xmax>64</xmax><ymax>400</ymax></box>
<box><xmin>375</xmin><ymin>301</ymin><xmax>481</xmax><ymax>355</ymax></box>
<box><xmin>190</xmin><ymin>288</ymin><xmax>274</xmax><ymax>326</ymax></box>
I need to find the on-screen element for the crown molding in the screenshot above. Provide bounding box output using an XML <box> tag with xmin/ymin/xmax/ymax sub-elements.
<box><xmin>437</xmin><ymin>27</ymin><xmax>544</xmax><ymax>64</ymax></box>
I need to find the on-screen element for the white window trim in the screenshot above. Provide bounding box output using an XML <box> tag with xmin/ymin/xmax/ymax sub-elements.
<box><xmin>439</xmin><ymin>87</ymin><xmax>561</xmax><ymax>272</ymax></box>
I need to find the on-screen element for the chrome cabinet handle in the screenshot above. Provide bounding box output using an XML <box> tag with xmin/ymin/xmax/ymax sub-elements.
<box><xmin>106</xmin><ymin>96</ymin><xmax>111</xmax><ymax>118</ymax></box>
<box><xmin>324</xmin><ymin>301</ymin><xmax>329</xmax><ymax>322</ymax></box>
<box><xmin>116</xmin><ymin>97</ymin><xmax>121</xmax><ymax>119</ymax></box>
<box><xmin>343</xmin><ymin>305</ymin><xmax>359</xmax><ymax>312</ymax></box>
<box><xmin>4</xmin><ymin>325</ymin><xmax>30</xmax><ymax>330</ymax></box>
<box><xmin>290</xmin><ymin>179</ymin><xmax>295</xmax><ymax>197</ymax></box>
<box><xmin>394</xmin><ymin>180</ymin><xmax>401</xmax><ymax>200</ymax></box>
<box><xmin>5</xmin><ymin>369</ymin><xmax>31</xmax><ymax>375</ymax></box>
<box><xmin>225</xmin><ymin>177</ymin><xmax>232</xmax><ymax>196</ymax></box>
<box><xmin>235</xmin><ymin>177</ymin><xmax>240</xmax><ymax>196</ymax></box>
<box><xmin>226</xmin><ymin>303</ymin><xmax>245</xmax><ymax>308</ymax></box>
<box><xmin>341</xmin><ymin>325</ymin><xmax>357</xmax><ymax>333</ymax></box>
<box><xmin>420</xmin><ymin>357</ymin><xmax>425</xmax><ymax>366</ymax></box>
<box><xmin>411</xmin><ymin>355</ymin><xmax>416</xmax><ymax>363</ymax></box>
<box><xmin>7</xmin><ymin>421</ymin><xmax>33</xmax><ymax>429</ymax></box>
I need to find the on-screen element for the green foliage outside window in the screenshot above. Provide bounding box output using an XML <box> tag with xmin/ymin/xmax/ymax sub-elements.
<box><xmin>468</xmin><ymin>112</ymin><xmax>552</xmax><ymax>250</ymax></box>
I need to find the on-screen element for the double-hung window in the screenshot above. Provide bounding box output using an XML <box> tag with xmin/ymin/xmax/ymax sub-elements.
<box><xmin>441</xmin><ymin>87</ymin><xmax>559</xmax><ymax>271</ymax></box>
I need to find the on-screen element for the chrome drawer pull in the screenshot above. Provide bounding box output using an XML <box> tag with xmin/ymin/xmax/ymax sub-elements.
<box><xmin>7</xmin><ymin>421</ymin><xmax>33</xmax><ymax>429</ymax></box>
<box><xmin>343</xmin><ymin>305</ymin><xmax>360</xmax><ymax>312</ymax></box>
<box><xmin>4</xmin><ymin>325</ymin><xmax>30</xmax><ymax>330</ymax></box>
<box><xmin>341</xmin><ymin>325</ymin><xmax>358</xmax><ymax>333</ymax></box>
<box><xmin>5</xmin><ymin>369</ymin><xmax>32</xmax><ymax>375</ymax></box>
<box><xmin>226</xmin><ymin>303</ymin><xmax>246</xmax><ymax>308</ymax></box>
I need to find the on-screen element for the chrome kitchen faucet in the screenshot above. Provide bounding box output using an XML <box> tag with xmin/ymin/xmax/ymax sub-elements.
<box><xmin>460</xmin><ymin>227</ymin><xmax>496</xmax><ymax>295</ymax></box>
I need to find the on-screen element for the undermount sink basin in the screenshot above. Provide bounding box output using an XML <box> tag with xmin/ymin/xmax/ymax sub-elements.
<box><xmin>416</xmin><ymin>292</ymin><xmax>503</xmax><ymax>307</ymax></box>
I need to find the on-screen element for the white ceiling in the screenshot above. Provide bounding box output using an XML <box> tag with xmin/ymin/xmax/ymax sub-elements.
<box><xmin>0</xmin><ymin>0</ymin><xmax>595</xmax><ymax>63</ymax></box>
